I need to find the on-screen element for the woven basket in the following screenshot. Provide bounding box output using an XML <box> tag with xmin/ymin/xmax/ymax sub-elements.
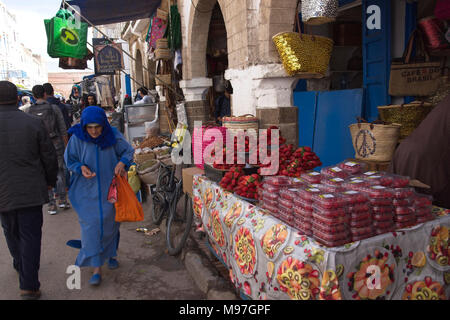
<box><xmin>222</xmin><ymin>114</ymin><xmax>259</xmax><ymax>134</ymax></box>
<box><xmin>349</xmin><ymin>120</ymin><xmax>402</xmax><ymax>162</ymax></box>
<box><xmin>272</xmin><ymin>32</ymin><xmax>333</xmax><ymax>78</ymax></box>
<box><xmin>156</xmin><ymin>8</ymin><xmax>168</xmax><ymax>21</ymax></box>
<box><xmin>155</xmin><ymin>74</ymin><xmax>171</xmax><ymax>86</ymax></box>
<box><xmin>155</xmin><ymin>48</ymin><xmax>172</xmax><ymax>60</ymax></box>
<box><xmin>159</xmin><ymin>0</ymin><xmax>169</xmax><ymax>12</ymax></box>
<box><xmin>156</xmin><ymin>38</ymin><xmax>168</xmax><ymax>49</ymax></box>
<box><xmin>134</xmin><ymin>152</ymin><xmax>156</xmax><ymax>164</ymax></box>
<box><xmin>377</xmin><ymin>101</ymin><xmax>434</xmax><ymax>140</ymax></box>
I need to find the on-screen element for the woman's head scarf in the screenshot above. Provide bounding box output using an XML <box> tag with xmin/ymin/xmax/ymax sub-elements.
<box><xmin>68</xmin><ymin>106</ymin><xmax>116</xmax><ymax>149</ymax></box>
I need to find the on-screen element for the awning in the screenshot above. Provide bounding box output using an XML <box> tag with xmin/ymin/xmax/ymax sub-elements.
<box><xmin>65</xmin><ymin>0</ymin><xmax>161</xmax><ymax>26</ymax></box>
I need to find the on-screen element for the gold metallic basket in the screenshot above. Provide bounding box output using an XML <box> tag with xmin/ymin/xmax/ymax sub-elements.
<box><xmin>272</xmin><ymin>32</ymin><xmax>333</xmax><ymax>78</ymax></box>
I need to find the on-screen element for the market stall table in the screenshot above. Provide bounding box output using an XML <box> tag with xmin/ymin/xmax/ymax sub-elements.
<box><xmin>192</xmin><ymin>175</ymin><xmax>450</xmax><ymax>300</ymax></box>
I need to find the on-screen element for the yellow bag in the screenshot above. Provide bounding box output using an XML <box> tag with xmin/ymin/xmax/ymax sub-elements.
<box><xmin>127</xmin><ymin>165</ymin><xmax>141</xmax><ymax>193</ymax></box>
<box><xmin>114</xmin><ymin>174</ymin><xmax>144</xmax><ymax>222</ymax></box>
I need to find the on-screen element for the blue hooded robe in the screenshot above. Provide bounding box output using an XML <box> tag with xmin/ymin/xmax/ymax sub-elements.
<box><xmin>64</xmin><ymin>106</ymin><xmax>134</xmax><ymax>267</ymax></box>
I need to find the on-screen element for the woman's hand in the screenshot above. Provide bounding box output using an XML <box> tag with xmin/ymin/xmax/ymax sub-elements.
<box><xmin>81</xmin><ymin>165</ymin><xmax>96</xmax><ymax>179</ymax></box>
<box><xmin>114</xmin><ymin>161</ymin><xmax>127</xmax><ymax>177</ymax></box>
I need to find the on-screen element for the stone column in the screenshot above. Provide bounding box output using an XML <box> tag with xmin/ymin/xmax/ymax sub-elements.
<box><xmin>179</xmin><ymin>77</ymin><xmax>213</xmax><ymax>131</ymax></box>
<box><xmin>225</xmin><ymin>64</ymin><xmax>299</xmax><ymax>146</ymax></box>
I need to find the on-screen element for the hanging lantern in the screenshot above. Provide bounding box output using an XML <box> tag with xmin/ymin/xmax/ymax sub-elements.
<box><xmin>301</xmin><ymin>0</ymin><xmax>338</xmax><ymax>25</ymax></box>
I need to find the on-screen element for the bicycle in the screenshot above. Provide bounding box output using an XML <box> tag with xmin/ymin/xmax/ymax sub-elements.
<box><xmin>150</xmin><ymin>150</ymin><xmax>193</xmax><ymax>256</ymax></box>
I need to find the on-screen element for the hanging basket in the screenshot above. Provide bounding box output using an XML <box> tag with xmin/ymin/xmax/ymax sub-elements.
<box><xmin>272</xmin><ymin>32</ymin><xmax>333</xmax><ymax>78</ymax></box>
<box><xmin>301</xmin><ymin>0</ymin><xmax>338</xmax><ymax>25</ymax></box>
<box><xmin>155</xmin><ymin>48</ymin><xmax>172</xmax><ymax>60</ymax></box>
<box><xmin>377</xmin><ymin>101</ymin><xmax>435</xmax><ymax>141</ymax></box>
<box><xmin>156</xmin><ymin>8</ymin><xmax>168</xmax><ymax>21</ymax></box>
<box><xmin>156</xmin><ymin>38</ymin><xmax>168</xmax><ymax>49</ymax></box>
<box><xmin>155</xmin><ymin>74</ymin><xmax>172</xmax><ymax>86</ymax></box>
<box><xmin>349</xmin><ymin>120</ymin><xmax>401</xmax><ymax>162</ymax></box>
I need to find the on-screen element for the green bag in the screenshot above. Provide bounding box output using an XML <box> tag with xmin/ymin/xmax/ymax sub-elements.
<box><xmin>44</xmin><ymin>9</ymin><xmax>88</xmax><ymax>59</ymax></box>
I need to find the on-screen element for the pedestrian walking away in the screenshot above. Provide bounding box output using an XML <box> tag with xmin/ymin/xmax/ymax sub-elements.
<box><xmin>43</xmin><ymin>82</ymin><xmax>73</xmax><ymax>131</ymax></box>
<box><xmin>27</xmin><ymin>85</ymin><xmax>70</xmax><ymax>215</ymax></box>
<box><xmin>0</xmin><ymin>81</ymin><xmax>58</xmax><ymax>300</ymax></box>
<box><xmin>64</xmin><ymin>106</ymin><xmax>134</xmax><ymax>286</ymax></box>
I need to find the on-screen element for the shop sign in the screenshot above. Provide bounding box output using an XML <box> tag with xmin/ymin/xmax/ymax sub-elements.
<box><xmin>93</xmin><ymin>38</ymin><xmax>124</xmax><ymax>75</ymax></box>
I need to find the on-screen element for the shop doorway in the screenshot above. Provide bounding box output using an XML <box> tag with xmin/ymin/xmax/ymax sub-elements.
<box><xmin>205</xmin><ymin>2</ymin><xmax>228</xmax><ymax>121</ymax></box>
<box><xmin>294</xmin><ymin>0</ymin><xmax>391</xmax><ymax>167</ymax></box>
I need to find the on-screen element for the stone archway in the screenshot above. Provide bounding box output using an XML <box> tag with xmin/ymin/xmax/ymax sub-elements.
<box><xmin>185</xmin><ymin>0</ymin><xmax>226</xmax><ymax>80</ymax></box>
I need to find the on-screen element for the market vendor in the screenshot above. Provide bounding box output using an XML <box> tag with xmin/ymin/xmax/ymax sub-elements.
<box><xmin>214</xmin><ymin>80</ymin><xmax>233</xmax><ymax>125</ymax></box>
<box><xmin>389</xmin><ymin>94</ymin><xmax>450</xmax><ymax>209</ymax></box>
<box><xmin>134</xmin><ymin>87</ymin><xmax>154</xmax><ymax>105</ymax></box>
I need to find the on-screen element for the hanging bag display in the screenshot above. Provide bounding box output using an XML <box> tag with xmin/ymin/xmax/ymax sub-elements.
<box><xmin>418</xmin><ymin>17</ymin><xmax>450</xmax><ymax>56</ymax></box>
<box><xmin>349</xmin><ymin>118</ymin><xmax>401</xmax><ymax>162</ymax></box>
<box><xmin>301</xmin><ymin>0</ymin><xmax>338</xmax><ymax>25</ymax></box>
<box><xmin>114</xmin><ymin>174</ymin><xmax>144</xmax><ymax>222</ymax></box>
<box><xmin>272</xmin><ymin>3</ymin><xmax>333</xmax><ymax>78</ymax></box>
<box><xmin>44</xmin><ymin>9</ymin><xmax>88</xmax><ymax>59</ymax></box>
<box><xmin>147</xmin><ymin>15</ymin><xmax>168</xmax><ymax>50</ymax></box>
<box><xmin>389</xmin><ymin>29</ymin><xmax>442</xmax><ymax>96</ymax></box>
<box><xmin>434</xmin><ymin>0</ymin><xmax>450</xmax><ymax>20</ymax></box>
<box><xmin>377</xmin><ymin>101</ymin><xmax>435</xmax><ymax>141</ymax></box>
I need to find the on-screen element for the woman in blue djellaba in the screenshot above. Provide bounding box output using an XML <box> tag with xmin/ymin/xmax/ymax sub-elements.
<box><xmin>64</xmin><ymin>106</ymin><xmax>134</xmax><ymax>286</ymax></box>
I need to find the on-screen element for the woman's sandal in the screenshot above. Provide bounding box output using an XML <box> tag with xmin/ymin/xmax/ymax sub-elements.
<box><xmin>89</xmin><ymin>273</ymin><xmax>101</xmax><ymax>286</ymax></box>
<box><xmin>108</xmin><ymin>258</ymin><xmax>119</xmax><ymax>270</ymax></box>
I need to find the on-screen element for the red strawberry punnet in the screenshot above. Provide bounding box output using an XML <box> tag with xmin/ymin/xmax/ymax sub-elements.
<box><xmin>392</xmin><ymin>187</ymin><xmax>414</xmax><ymax>199</ymax></box>
<box><xmin>349</xmin><ymin>218</ymin><xmax>373</xmax><ymax>228</ymax></box>
<box><xmin>393</xmin><ymin>198</ymin><xmax>412</xmax><ymax>206</ymax></box>
<box><xmin>320</xmin><ymin>166</ymin><xmax>349</xmax><ymax>179</ymax></box>
<box><xmin>338</xmin><ymin>160</ymin><xmax>368</xmax><ymax>174</ymax></box>
<box><xmin>361</xmin><ymin>185</ymin><xmax>394</xmax><ymax>199</ymax></box>
<box><xmin>301</xmin><ymin>171</ymin><xmax>322</xmax><ymax>184</ymax></box>
<box><xmin>349</xmin><ymin>211</ymin><xmax>372</xmax><ymax>222</ymax></box>
<box><xmin>372</xmin><ymin>213</ymin><xmax>394</xmax><ymax>222</ymax></box>
<box><xmin>394</xmin><ymin>206</ymin><xmax>414</xmax><ymax>216</ymax></box>
<box><xmin>312</xmin><ymin>193</ymin><xmax>346</xmax><ymax>209</ymax></box>
<box><xmin>388</xmin><ymin>174</ymin><xmax>410</xmax><ymax>188</ymax></box>
<box><xmin>413</xmin><ymin>193</ymin><xmax>433</xmax><ymax>207</ymax></box>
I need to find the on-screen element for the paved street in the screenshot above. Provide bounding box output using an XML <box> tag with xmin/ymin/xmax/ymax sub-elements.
<box><xmin>0</xmin><ymin>202</ymin><xmax>205</xmax><ymax>300</ymax></box>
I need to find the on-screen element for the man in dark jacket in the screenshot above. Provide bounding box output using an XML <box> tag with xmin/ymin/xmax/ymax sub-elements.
<box><xmin>43</xmin><ymin>82</ymin><xmax>72</xmax><ymax>131</ymax></box>
<box><xmin>0</xmin><ymin>81</ymin><xmax>58</xmax><ymax>300</ymax></box>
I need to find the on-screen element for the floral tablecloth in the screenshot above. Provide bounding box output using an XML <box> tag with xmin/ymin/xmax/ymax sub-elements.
<box><xmin>192</xmin><ymin>175</ymin><xmax>450</xmax><ymax>300</ymax></box>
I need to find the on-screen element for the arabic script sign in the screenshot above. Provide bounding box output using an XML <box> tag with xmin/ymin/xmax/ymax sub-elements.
<box><xmin>93</xmin><ymin>38</ymin><xmax>124</xmax><ymax>75</ymax></box>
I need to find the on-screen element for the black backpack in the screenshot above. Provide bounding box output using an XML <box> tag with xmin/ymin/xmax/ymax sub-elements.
<box><xmin>28</xmin><ymin>103</ymin><xmax>59</xmax><ymax>139</ymax></box>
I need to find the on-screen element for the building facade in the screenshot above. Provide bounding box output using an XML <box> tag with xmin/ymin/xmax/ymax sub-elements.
<box><xmin>118</xmin><ymin>0</ymin><xmax>444</xmax><ymax>161</ymax></box>
<box><xmin>0</xmin><ymin>1</ymin><xmax>47</xmax><ymax>88</ymax></box>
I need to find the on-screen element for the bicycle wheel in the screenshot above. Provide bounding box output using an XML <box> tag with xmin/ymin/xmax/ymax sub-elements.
<box><xmin>166</xmin><ymin>187</ymin><xmax>193</xmax><ymax>256</ymax></box>
<box><xmin>151</xmin><ymin>191</ymin><xmax>166</xmax><ymax>225</ymax></box>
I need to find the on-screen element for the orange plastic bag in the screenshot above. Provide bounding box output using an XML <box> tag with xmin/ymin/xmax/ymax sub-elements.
<box><xmin>114</xmin><ymin>174</ymin><xmax>144</xmax><ymax>222</ymax></box>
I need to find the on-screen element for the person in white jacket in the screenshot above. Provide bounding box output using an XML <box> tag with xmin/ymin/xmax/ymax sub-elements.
<box><xmin>134</xmin><ymin>87</ymin><xmax>155</xmax><ymax>105</ymax></box>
